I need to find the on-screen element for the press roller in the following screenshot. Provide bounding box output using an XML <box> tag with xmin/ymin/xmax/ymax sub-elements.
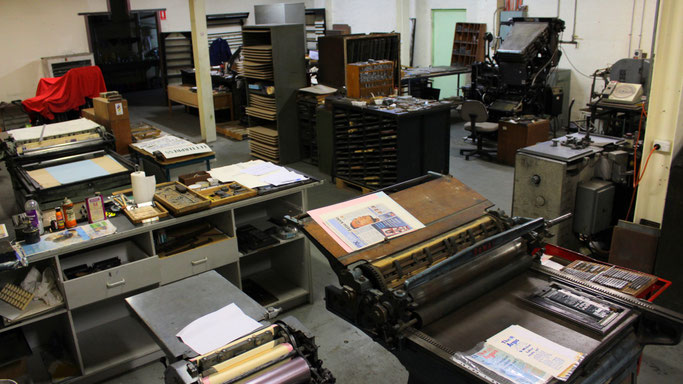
<box><xmin>165</xmin><ymin>317</ymin><xmax>335</xmax><ymax>384</ymax></box>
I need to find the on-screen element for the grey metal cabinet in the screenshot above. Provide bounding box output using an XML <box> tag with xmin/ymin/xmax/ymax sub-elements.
<box><xmin>3</xmin><ymin>182</ymin><xmax>317</xmax><ymax>383</ymax></box>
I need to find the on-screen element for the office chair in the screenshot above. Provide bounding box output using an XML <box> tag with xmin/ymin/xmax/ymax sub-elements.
<box><xmin>459</xmin><ymin>100</ymin><xmax>499</xmax><ymax>161</ymax></box>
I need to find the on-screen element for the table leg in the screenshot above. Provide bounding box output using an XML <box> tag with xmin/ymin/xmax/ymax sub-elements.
<box><xmin>168</xmin><ymin>98</ymin><xmax>172</xmax><ymax>114</ymax></box>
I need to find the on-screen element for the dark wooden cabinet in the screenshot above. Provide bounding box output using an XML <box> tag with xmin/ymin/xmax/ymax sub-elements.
<box><xmin>318</xmin><ymin>33</ymin><xmax>400</xmax><ymax>89</ymax></box>
<box><xmin>497</xmin><ymin>118</ymin><xmax>550</xmax><ymax>165</ymax></box>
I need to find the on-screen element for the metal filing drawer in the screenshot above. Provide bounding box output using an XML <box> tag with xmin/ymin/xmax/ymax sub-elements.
<box><xmin>61</xmin><ymin>241</ymin><xmax>160</xmax><ymax>309</ymax></box>
<box><xmin>159</xmin><ymin>233</ymin><xmax>238</xmax><ymax>285</ymax></box>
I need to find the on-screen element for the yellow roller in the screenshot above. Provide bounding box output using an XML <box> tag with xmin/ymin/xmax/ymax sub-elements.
<box><xmin>193</xmin><ymin>325</ymin><xmax>279</xmax><ymax>364</ymax></box>
<box><xmin>202</xmin><ymin>339</ymin><xmax>280</xmax><ymax>376</ymax></box>
<box><xmin>201</xmin><ymin>343</ymin><xmax>293</xmax><ymax>384</ymax></box>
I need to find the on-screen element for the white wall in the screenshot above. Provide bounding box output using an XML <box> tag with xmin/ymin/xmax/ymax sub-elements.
<box><xmin>524</xmin><ymin>0</ymin><xmax>657</xmax><ymax>121</ymax></box>
<box><xmin>0</xmin><ymin>0</ymin><xmax>660</xmax><ymax>114</ymax></box>
<box><xmin>130</xmin><ymin>0</ymin><xmax>318</xmax><ymax>32</ymax></box>
<box><xmin>0</xmin><ymin>0</ymin><xmax>107</xmax><ymax>101</ymax></box>
<box><xmin>412</xmin><ymin>0</ymin><xmax>501</xmax><ymax>68</ymax></box>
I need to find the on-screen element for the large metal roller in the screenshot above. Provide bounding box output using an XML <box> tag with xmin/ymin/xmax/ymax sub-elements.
<box><xmin>409</xmin><ymin>239</ymin><xmax>531</xmax><ymax>327</ymax></box>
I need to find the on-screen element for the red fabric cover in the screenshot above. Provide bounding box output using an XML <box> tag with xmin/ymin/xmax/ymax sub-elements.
<box><xmin>22</xmin><ymin>66</ymin><xmax>107</xmax><ymax>120</ymax></box>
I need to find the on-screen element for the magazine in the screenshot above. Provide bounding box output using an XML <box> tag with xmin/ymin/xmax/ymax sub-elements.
<box><xmin>308</xmin><ymin>192</ymin><xmax>424</xmax><ymax>252</ymax></box>
<box><xmin>458</xmin><ymin>325</ymin><xmax>585</xmax><ymax>384</ymax></box>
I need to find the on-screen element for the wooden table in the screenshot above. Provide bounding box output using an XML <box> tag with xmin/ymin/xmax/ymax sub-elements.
<box><xmin>167</xmin><ymin>84</ymin><xmax>234</xmax><ymax>120</ymax></box>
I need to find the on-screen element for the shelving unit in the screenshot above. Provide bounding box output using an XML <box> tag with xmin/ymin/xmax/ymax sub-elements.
<box><xmin>161</xmin><ymin>32</ymin><xmax>193</xmax><ymax>87</ymax></box>
<box><xmin>450</xmin><ymin>23</ymin><xmax>486</xmax><ymax>66</ymax></box>
<box><xmin>242</xmin><ymin>24</ymin><xmax>307</xmax><ymax>164</ymax></box>
<box><xmin>327</xmin><ymin>98</ymin><xmax>451</xmax><ymax>190</ymax></box>
<box><xmin>305</xmin><ymin>8</ymin><xmax>326</xmax><ymax>52</ymax></box>
<box><xmin>2</xmin><ymin>181</ymin><xmax>318</xmax><ymax>383</ymax></box>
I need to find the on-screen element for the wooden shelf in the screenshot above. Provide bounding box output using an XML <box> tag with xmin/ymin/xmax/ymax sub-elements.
<box><xmin>451</xmin><ymin>23</ymin><xmax>486</xmax><ymax>66</ymax></box>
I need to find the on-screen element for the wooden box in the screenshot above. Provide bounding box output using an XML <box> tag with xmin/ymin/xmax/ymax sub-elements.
<box><xmin>497</xmin><ymin>119</ymin><xmax>550</xmax><ymax>165</ymax></box>
<box><xmin>84</xmin><ymin>102</ymin><xmax>132</xmax><ymax>155</ymax></box>
<box><xmin>346</xmin><ymin>60</ymin><xmax>394</xmax><ymax>99</ymax></box>
<box><xmin>93</xmin><ymin>97</ymin><xmax>129</xmax><ymax>121</ymax></box>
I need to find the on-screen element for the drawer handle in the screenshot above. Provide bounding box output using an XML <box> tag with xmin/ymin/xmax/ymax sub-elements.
<box><xmin>191</xmin><ymin>257</ymin><xmax>208</xmax><ymax>266</ymax></box>
<box><xmin>106</xmin><ymin>279</ymin><xmax>126</xmax><ymax>288</ymax></box>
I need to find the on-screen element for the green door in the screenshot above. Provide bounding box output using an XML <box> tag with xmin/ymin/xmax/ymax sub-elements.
<box><xmin>432</xmin><ymin>9</ymin><xmax>467</xmax><ymax>98</ymax></box>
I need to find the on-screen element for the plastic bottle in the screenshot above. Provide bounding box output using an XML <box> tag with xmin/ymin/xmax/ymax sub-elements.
<box><xmin>55</xmin><ymin>207</ymin><xmax>65</xmax><ymax>230</ymax></box>
<box><xmin>62</xmin><ymin>197</ymin><xmax>77</xmax><ymax>228</ymax></box>
<box><xmin>24</xmin><ymin>199</ymin><xmax>44</xmax><ymax>235</ymax></box>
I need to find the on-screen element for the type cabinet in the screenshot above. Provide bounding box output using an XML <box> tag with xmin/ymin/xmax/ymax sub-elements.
<box><xmin>1</xmin><ymin>182</ymin><xmax>317</xmax><ymax>383</ymax></box>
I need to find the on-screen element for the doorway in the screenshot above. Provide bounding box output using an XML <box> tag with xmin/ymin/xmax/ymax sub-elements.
<box><xmin>431</xmin><ymin>9</ymin><xmax>466</xmax><ymax>98</ymax></box>
<box><xmin>87</xmin><ymin>0</ymin><xmax>161</xmax><ymax>92</ymax></box>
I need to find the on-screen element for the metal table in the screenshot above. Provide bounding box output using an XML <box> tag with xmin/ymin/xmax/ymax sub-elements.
<box><xmin>400</xmin><ymin>65</ymin><xmax>471</xmax><ymax>96</ymax></box>
<box><xmin>126</xmin><ymin>270</ymin><xmax>268</xmax><ymax>361</ymax></box>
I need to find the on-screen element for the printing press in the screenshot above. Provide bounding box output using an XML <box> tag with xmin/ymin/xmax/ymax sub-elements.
<box><xmin>165</xmin><ymin>317</ymin><xmax>335</xmax><ymax>384</ymax></box>
<box><xmin>0</xmin><ymin>118</ymin><xmax>134</xmax><ymax>208</ymax></box>
<box><xmin>296</xmin><ymin>175</ymin><xmax>683</xmax><ymax>383</ymax></box>
<box><xmin>464</xmin><ymin>17</ymin><xmax>565</xmax><ymax>119</ymax></box>
<box><xmin>126</xmin><ymin>271</ymin><xmax>335</xmax><ymax>384</ymax></box>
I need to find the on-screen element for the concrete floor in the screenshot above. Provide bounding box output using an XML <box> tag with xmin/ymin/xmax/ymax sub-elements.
<box><xmin>3</xmin><ymin>90</ymin><xmax>681</xmax><ymax>383</ymax></box>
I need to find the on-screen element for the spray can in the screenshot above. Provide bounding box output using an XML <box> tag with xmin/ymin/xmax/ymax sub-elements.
<box><xmin>62</xmin><ymin>197</ymin><xmax>77</xmax><ymax>228</ymax></box>
<box><xmin>55</xmin><ymin>207</ymin><xmax>65</xmax><ymax>230</ymax></box>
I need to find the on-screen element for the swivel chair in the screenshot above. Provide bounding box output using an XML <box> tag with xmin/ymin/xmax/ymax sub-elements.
<box><xmin>459</xmin><ymin>100</ymin><xmax>499</xmax><ymax>161</ymax></box>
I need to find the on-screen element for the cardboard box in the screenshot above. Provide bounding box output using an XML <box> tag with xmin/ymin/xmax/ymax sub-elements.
<box><xmin>93</xmin><ymin>97</ymin><xmax>129</xmax><ymax>121</ymax></box>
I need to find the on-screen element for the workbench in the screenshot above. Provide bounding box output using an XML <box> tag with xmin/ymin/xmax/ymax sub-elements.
<box><xmin>167</xmin><ymin>84</ymin><xmax>234</xmax><ymax>121</ymax></box>
<box><xmin>400</xmin><ymin>65</ymin><xmax>471</xmax><ymax>98</ymax></box>
<box><xmin>3</xmin><ymin>179</ymin><xmax>319</xmax><ymax>383</ymax></box>
<box><xmin>128</xmin><ymin>142</ymin><xmax>216</xmax><ymax>182</ymax></box>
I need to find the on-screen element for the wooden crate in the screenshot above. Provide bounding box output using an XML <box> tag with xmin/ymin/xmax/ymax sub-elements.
<box><xmin>154</xmin><ymin>181</ymin><xmax>211</xmax><ymax>216</ymax></box>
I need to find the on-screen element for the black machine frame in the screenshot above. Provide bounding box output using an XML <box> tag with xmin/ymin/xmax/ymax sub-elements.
<box><xmin>464</xmin><ymin>17</ymin><xmax>566</xmax><ymax>120</ymax></box>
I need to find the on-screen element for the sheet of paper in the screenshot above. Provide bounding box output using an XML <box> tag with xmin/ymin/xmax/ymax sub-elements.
<box><xmin>240</xmin><ymin>161</ymin><xmax>282</xmax><ymax>176</ymax></box>
<box><xmin>210</xmin><ymin>162</ymin><xmax>270</xmax><ymax>189</ymax></box>
<box><xmin>462</xmin><ymin>345</ymin><xmax>551</xmax><ymax>384</ymax></box>
<box><xmin>261</xmin><ymin>170</ymin><xmax>308</xmax><ymax>186</ymax></box>
<box><xmin>176</xmin><ymin>303</ymin><xmax>262</xmax><ymax>355</ymax></box>
<box><xmin>540</xmin><ymin>254</ymin><xmax>565</xmax><ymax>271</ymax></box>
<box><xmin>0</xmin><ymin>224</ymin><xmax>7</xmax><ymax>239</ymax></box>
<box><xmin>308</xmin><ymin>192</ymin><xmax>425</xmax><ymax>252</ymax></box>
<box><xmin>210</xmin><ymin>160</ymin><xmax>309</xmax><ymax>189</ymax></box>
<box><xmin>131</xmin><ymin>135</ymin><xmax>192</xmax><ymax>153</ymax></box>
<box><xmin>158</xmin><ymin>143</ymin><xmax>212</xmax><ymax>159</ymax></box>
<box><xmin>486</xmin><ymin>325</ymin><xmax>585</xmax><ymax>380</ymax></box>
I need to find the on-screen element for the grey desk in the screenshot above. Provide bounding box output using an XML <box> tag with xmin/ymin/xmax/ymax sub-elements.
<box><xmin>126</xmin><ymin>271</ymin><xmax>268</xmax><ymax>361</ymax></box>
